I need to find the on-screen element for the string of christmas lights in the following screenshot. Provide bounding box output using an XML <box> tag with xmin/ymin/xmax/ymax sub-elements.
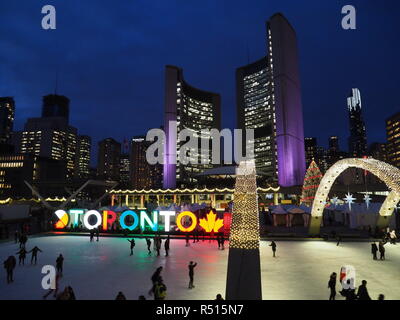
<box><xmin>312</xmin><ymin>158</ymin><xmax>400</xmax><ymax>218</ymax></box>
<box><xmin>300</xmin><ymin>160</ymin><xmax>323</xmax><ymax>207</ymax></box>
<box><xmin>229</xmin><ymin>160</ymin><xmax>260</xmax><ymax>250</ymax></box>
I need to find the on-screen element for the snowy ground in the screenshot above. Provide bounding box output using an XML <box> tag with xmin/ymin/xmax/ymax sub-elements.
<box><xmin>0</xmin><ymin>236</ymin><xmax>399</xmax><ymax>300</ymax></box>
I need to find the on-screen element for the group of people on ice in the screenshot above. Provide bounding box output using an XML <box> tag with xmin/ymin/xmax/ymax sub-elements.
<box><xmin>328</xmin><ymin>272</ymin><xmax>384</xmax><ymax>300</ymax></box>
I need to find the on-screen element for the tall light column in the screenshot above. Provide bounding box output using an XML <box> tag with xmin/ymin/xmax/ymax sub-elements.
<box><xmin>226</xmin><ymin>160</ymin><xmax>262</xmax><ymax>300</ymax></box>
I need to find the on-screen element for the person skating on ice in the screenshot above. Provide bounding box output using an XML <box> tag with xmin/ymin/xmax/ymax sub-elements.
<box><xmin>56</xmin><ymin>254</ymin><xmax>64</xmax><ymax>275</ymax></box>
<box><xmin>156</xmin><ymin>237</ymin><xmax>161</xmax><ymax>256</ymax></box>
<box><xmin>371</xmin><ymin>242</ymin><xmax>378</xmax><ymax>260</ymax></box>
<box><xmin>188</xmin><ymin>261</ymin><xmax>197</xmax><ymax>289</ymax></box>
<box><xmin>357</xmin><ymin>280</ymin><xmax>371</xmax><ymax>300</ymax></box>
<box><xmin>149</xmin><ymin>266</ymin><xmax>163</xmax><ymax>296</ymax></box>
<box><xmin>378</xmin><ymin>241</ymin><xmax>386</xmax><ymax>260</ymax></box>
<box><xmin>269</xmin><ymin>241</ymin><xmax>277</xmax><ymax>257</ymax></box>
<box><xmin>146</xmin><ymin>238</ymin><xmax>152</xmax><ymax>255</ymax></box>
<box><xmin>3</xmin><ymin>255</ymin><xmax>16</xmax><ymax>284</ymax></box>
<box><xmin>164</xmin><ymin>235</ymin><xmax>170</xmax><ymax>256</ymax></box>
<box><xmin>127</xmin><ymin>239</ymin><xmax>135</xmax><ymax>255</ymax></box>
<box><xmin>220</xmin><ymin>233</ymin><xmax>225</xmax><ymax>250</ymax></box>
<box><xmin>16</xmin><ymin>247</ymin><xmax>28</xmax><ymax>265</ymax></box>
<box><xmin>185</xmin><ymin>233</ymin><xmax>190</xmax><ymax>247</ymax></box>
<box><xmin>328</xmin><ymin>272</ymin><xmax>337</xmax><ymax>300</ymax></box>
<box><xmin>28</xmin><ymin>246</ymin><xmax>43</xmax><ymax>264</ymax></box>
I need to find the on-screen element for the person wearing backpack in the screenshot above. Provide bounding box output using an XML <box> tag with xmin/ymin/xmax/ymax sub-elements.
<box><xmin>154</xmin><ymin>278</ymin><xmax>167</xmax><ymax>300</ymax></box>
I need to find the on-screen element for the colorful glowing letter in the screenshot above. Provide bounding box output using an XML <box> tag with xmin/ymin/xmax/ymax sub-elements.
<box><xmin>83</xmin><ymin>210</ymin><xmax>102</xmax><ymax>230</ymax></box>
<box><xmin>102</xmin><ymin>210</ymin><xmax>117</xmax><ymax>230</ymax></box>
<box><xmin>54</xmin><ymin>210</ymin><xmax>69</xmax><ymax>229</ymax></box>
<box><xmin>140</xmin><ymin>210</ymin><xmax>158</xmax><ymax>231</ymax></box>
<box><xmin>119</xmin><ymin>210</ymin><xmax>139</xmax><ymax>231</ymax></box>
<box><xmin>70</xmin><ymin>209</ymin><xmax>85</xmax><ymax>227</ymax></box>
<box><xmin>176</xmin><ymin>211</ymin><xmax>197</xmax><ymax>232</ymax></box>
<box><xmin>159</xmin><ymin>211</ymin><xmax>175</xmax><ymax>232</ymax></box>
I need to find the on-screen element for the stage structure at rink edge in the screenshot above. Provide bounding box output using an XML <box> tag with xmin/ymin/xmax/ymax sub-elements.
<box><xmin>226</xmin><ymin>160</ymin><xmax>262</xmax><ymax>300</ymax></box>
<box><xmin>310</xmin><ymin>158</ymin><xmax>400</xmax><ymax>235</ymax></box>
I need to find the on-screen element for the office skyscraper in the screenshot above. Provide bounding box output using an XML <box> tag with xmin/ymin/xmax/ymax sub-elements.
<box><xmin>369</xmin><ymin>142</ymin><xmax>388</xmax><ymax>163</ymax></box>
<box><xmin>0</xmin><ymin>97</ymin><xmax>15</xmax><ymax>144</ymax></box>
<box><xmin>97</xmin><ymin>138</ymin><xmax>121</xmax><ymax>182</ymax></box>
<box><xmin>20</xmin><ymin>117</ymin><xmax>77</xmax><ymax>179</ymax></box>
<box><xmin>329</xmin><ymin>136</ymin><xmax>339</xmax><ymax>152</ymax></box>
<box><xmin>163</xmin><ymin>65</ymin><xmax>221</xmax><ymax>189</ymax></box>
<box><xmin>237</xmin><ymin>13</ymin><xmax>306</xmax><ymax>187</ymax></box>
<box><xmin>347</xmin><ymin>88</ymin><xmax>367</xmax><ymax>157</ymax></box>
<box><xmin>236</xmin><ymin>58</ymin><xmax>276</xmax><ymax>180</ymax></box>
<box><xmin>119</xmin><ymin>153</ymin><xmax>131</xmax><ymax>188</ymax></box>
<box><xmin>386</xmin><ymin>112</ymin><xmax>400</xmax><ymax>168</ymax></box>
<box><xmin>75</xmin><ymin>135</ymin><xmax>91</xmax><ymax>179</ymax></box>
<box><xmin>42</xmin><ymin>94</ymin><xmax>70</xmax><ymax>121</ymax></box>
<box><xmin>304</xmin><ymin>137</ymin><xmax>317</xmax><ymax>168</ymax></box>
<box><xmin>130</xmin><ymin>136</ymin><xmax>162</xmax><ymax>190</ymax></box>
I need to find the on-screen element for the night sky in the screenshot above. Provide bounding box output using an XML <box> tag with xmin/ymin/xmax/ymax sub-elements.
<box><xmin>1</xmin><ymin>0</ymin><xmax>399</xmax><ymax>166</ymax></box>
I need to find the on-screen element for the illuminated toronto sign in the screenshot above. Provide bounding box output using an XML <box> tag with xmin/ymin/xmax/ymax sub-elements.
<box><xmin>54</xmin><ymin>209</ymin><xmax>224</xmax><ymax>233</ymax></box>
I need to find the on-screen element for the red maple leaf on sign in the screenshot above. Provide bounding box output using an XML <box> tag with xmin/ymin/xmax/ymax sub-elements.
<box><xmin>199</xmin><ymin>210</ymin><xmax>224</xmax><ymax>233</ymax></box>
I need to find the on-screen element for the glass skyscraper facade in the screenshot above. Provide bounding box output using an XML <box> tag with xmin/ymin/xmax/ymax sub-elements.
<box><xmin>164</xmin><ymin>65</ymin><xmax>221</xmax><ymax>189</ymax></box>
<box><xmin>236</xmin><ymin>13</ymin><xmax>306</xmax><ymax>187</ymax></box>
<box><xmin>347</xmin><ymin>88</ymin><xmax>367</xmax><ymax>157</ymax></box>
<box><xmin>236</xmin><ymin>58</ymin><xmax>277</xmax><ymax>181</ymax></box>
<box><xmin>0</xmin><ymin>97</ymin><xmax>15</xmax><ymax>144</ymax></box>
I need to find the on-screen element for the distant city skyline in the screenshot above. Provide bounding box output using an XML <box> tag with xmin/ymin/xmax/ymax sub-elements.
<box><xmin>1</xmin><ymin>0</ymin><xmax>399</xmax><ymax>165</ymax></box>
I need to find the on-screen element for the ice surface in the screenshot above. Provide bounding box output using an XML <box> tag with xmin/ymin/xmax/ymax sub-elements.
<box><xmin>0</xmin><ymin>236</ymin><xmax>399</xmax><ymax>300</ymax></box>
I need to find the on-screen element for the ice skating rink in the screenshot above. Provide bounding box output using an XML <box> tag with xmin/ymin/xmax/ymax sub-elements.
<box><xmin>1</xmin><ymin>236</ymin><xmax>399</xmax><ymax>300</ymax></box>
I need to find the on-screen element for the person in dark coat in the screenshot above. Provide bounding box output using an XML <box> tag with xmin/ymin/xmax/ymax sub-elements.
<box><xmin>371</xmin><ymin>242</ymin><xmax>378</xmax><ymax>260</ymax></box>
<box><xmin>156</xmin><ymin>237</ymin><xmax>161</xmax><ymax>256</ymax></box>
<box><xmin>67</xmin><ymin>286</ymin><xmax>76</xmax><ymax>300</ymax></box>
<box><xmin>216</xmin><ymin>233</ymin><xmax>221</xmax><ymax>249</ymax></box>
<box><xmin>164</xmin><ymin>235</ymin><xmax>170</xmax><ymax>257</ymax></box>
<box><xmin>154</xmin><ymin>277</ymin><xmax>167</xmax><ymax>300</ymax></box>
<box><xmin>56</xmin><ymin>254</ymin><xmax>64</xmax><ymax>275</ymax></box>
<box><xmin>328</xmin><ymin>272</ymin><xmax>337</xmax><ymax>300</ymax></box>
<box><xmin>357</xmin><ymin>280</ymin><xmax>371</xmax><ymax>300</ymax></box>
<box><xmin>14</xmin><ymin>230</ymin><xmax>19</xmax><ymax>244</ymax></box>
<box><xmin>96</xmin><ymin>227</ymin><xmax>100</xmax><ymax>242</ymax></box>
<box><xmin>188</xmin><ymin>261</ymin><xmax>197</xmax><ymax>289</ymax></box>
<box><xmin>115</xmin><ymin>291</ymin><xmax>126</xmax><ymax>300</ymax></box>
<box><xmin>220</xmin><ymin>233</ymin><xmax>225</xmax><ymax>250</ymax></box>
<box><xmin>16</xmin><ymin>248</ymin><xmax>28</xmax><ymax>265</ymax></box>
<box><xmin>29</xmin><ymin>246</ymin><xmax>43</xmax><ymax>264</ymax></box>
<box><xmin>146</xmin><ymin>238</ymin><xmax>152</xmax><ymax>255</ymax></box>
<box><xmin>378</xmin><ymin>241</ymin><xmax>386</xmax><ymax>260</ymax></box>
<box><xmin>4</xmin><ymin>255</ymin><xmax>16</xmax><ymax>283</ymax></box>
<box><xmin>185</xmin><ymin>233</ymin><xmax>190</xmax><ymax>247</ymax></box>
<box><xmin>269</xmin><ymin>241</ymin><xmax>277</xmax><ymax>257</ymax></box>
<box><xmin>19</xmin><ymin>234</ymin><xmax>27</xmax><ymax>248</ymax></box>
<box><xmin>336</xmin><ymin>235</ymin><xmax>342</xmax><ymax>246</ymax></box>
<box><xmin>149</xmin><ymin>266</ymin><xmax>163</xmax><ymax>296</ymax></box>
<box><xmin>127</xmin><ymin>239</ymin><xmax>135</xmax><ymax>255</ymax></box>
<box><xmin>340</xmin><ymin>280</ymin><xmax>357</xmax><ymax>300</ymax></box>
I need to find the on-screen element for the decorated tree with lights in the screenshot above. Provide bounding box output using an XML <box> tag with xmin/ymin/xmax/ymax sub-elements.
<box><xmin>300</xmin><ymin>160</ymin><xmax>323</xmax><ymax>207</ymax></box>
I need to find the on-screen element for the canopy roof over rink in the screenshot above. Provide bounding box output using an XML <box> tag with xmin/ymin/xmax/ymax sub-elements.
<box><xmin>109</xmin><ymin>186</ymin><xmax>284</xmax><ymax>210</ymax></box>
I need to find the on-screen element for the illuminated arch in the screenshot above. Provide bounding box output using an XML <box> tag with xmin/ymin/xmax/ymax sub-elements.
<box><xmin>310</xmin><ymin>158</ymin><xmax>400</xmax><ymax>234</ymax></box>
